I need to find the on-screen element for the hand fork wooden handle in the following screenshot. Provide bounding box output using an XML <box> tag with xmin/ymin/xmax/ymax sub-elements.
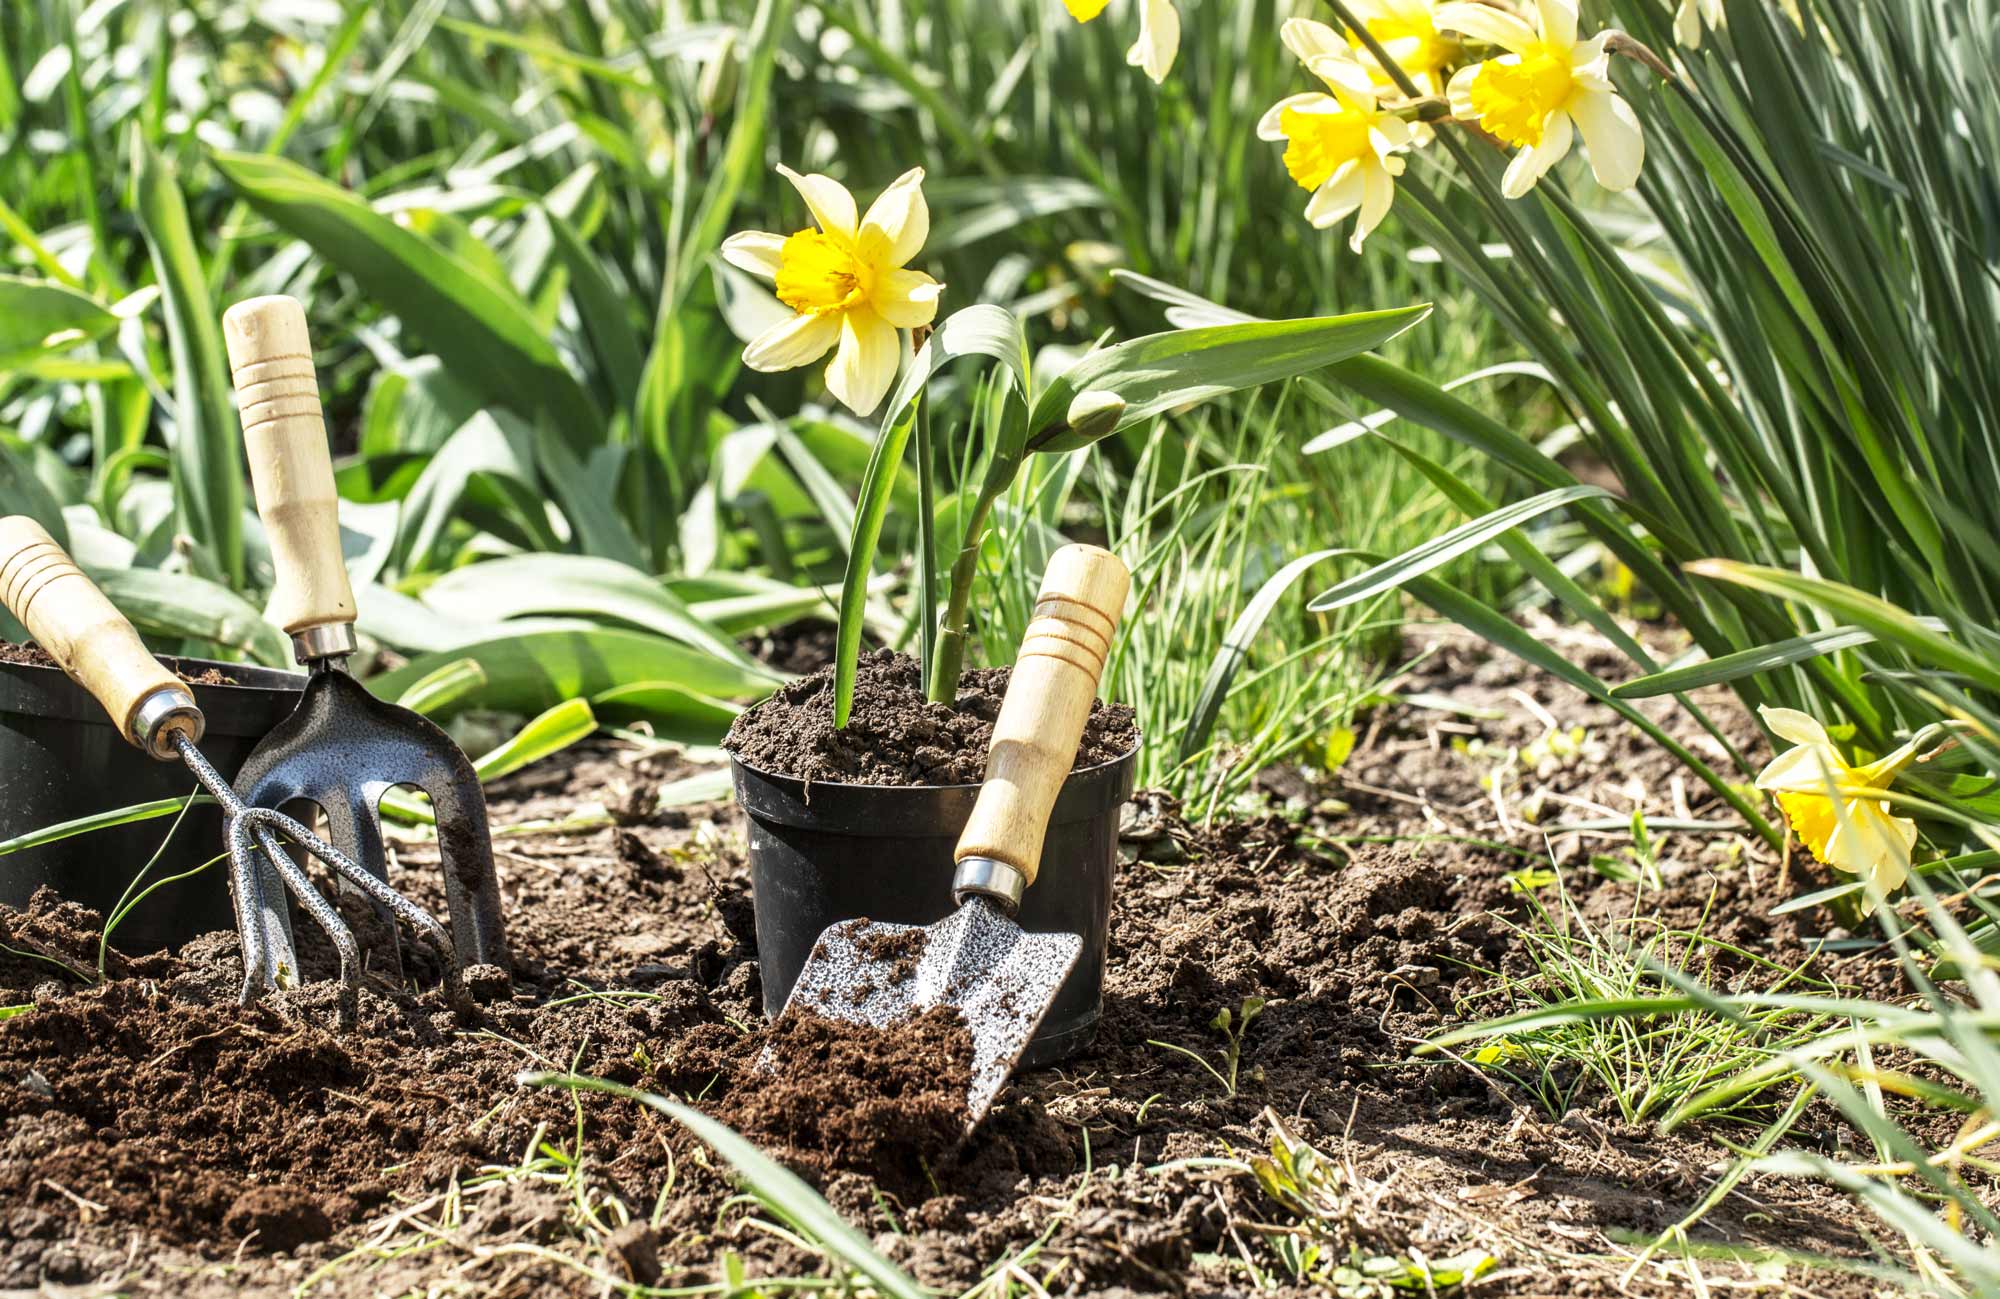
<box><xmin>223</xmin><ymin>295</ymin><xmax>358</xmax><ymax>664</ymax></box>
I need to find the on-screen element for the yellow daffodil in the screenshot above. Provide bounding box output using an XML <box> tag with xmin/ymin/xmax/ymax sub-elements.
<box><xmin>1325</xmin><ymin>0</ymin><xmax>1458</xmax><ymax>97</ymax></box>
<box><xmin>1755</xmin><ymin>706</ymin><xmax>1922</xmax><ymax>914</ymax></box>
<box><xmin>1437</xmin><ymin>0</ymin><xmax>1644</xmax><ymax>198</ymax></box>
<box><xmin>1675</xmin><ymin>0</ymin><xmax>1723</xmax><ymax>49</ymax></box>
<box><xmin>1260</xmin><ymin>41</ymin><xmax>1413</xmax><ymax>252</ymax></box>
<box><xmin>1062</xmin><ymin>0</ymin><xmax>1181</xmax><ymax>84</ymax></box>
<box><xmin>721</xmin><ymin>166</ymin><xmax>944</xmax><ymax>417</ymax></box>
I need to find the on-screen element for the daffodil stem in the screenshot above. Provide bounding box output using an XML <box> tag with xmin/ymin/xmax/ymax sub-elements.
<box><xmin>914</xmin><ymin>385</ymin><xmax>939</xmax><ymax>687</ymax></box>
<box><xmin>927</xmin><ymin>472</ymin><xmax>1006</xmax><ymax>704</ymax></box>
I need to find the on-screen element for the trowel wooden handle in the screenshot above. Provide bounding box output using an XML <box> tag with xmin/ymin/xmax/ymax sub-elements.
<box><xmin>224</xmin><ymin>296</ymin><xmax>357</xmax><ymax>658</ymax></box>
<box><xmin>955</xmin><ymin>544</ymin><xmax>1130</xmax><ymax>892</ymax></box>
<box><xmin>0</xmin><ymin>516</ymin><xmax>196</xmax><ymax>756</ymax></box>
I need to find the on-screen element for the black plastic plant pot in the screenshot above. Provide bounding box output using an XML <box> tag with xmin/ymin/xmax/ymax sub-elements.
<box><xmin>0</xmin><ymin>653</ymin><xmax>304</xmax><ymax>955</ymax></box>
<box><xmin>731</xmin><ymin>742</ymin><xmax>1138</xmax><ymax>1068</ymax></box>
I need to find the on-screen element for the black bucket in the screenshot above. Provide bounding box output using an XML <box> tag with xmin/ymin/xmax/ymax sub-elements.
<box><xmin>731</xmin><ymin>743</ymin><xmax>1137</xmax><ymax>1067</ymax></box>
<box><xmin>0</xmin><ymin>654</ymin><xmax>304</xmax><ymax>955</ymax></box>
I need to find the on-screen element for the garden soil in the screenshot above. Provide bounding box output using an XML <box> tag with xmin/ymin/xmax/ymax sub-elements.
<box><xmin>0</xmin><ymin>622</ymin><xmax>1908</xmax><ymax>1295</ymax></box>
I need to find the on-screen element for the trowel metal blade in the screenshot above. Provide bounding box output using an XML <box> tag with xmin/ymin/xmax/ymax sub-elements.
<box><xmin>779</xmin><ymin>898</ymin><xmax>1082</xmax><ymax>1123</ymax></box>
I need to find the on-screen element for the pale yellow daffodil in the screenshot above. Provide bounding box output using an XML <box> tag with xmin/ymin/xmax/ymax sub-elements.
<box><xmin>1755</xmin><ymin>706</ymin><xmax>1922</xmax><ymax>914</ymax></box>
<box><xmin>1437</xmin><ymin>0</ymin><xmax>1645</xmax><ymax>198</ymax></box>
<box><xmin>721</xmin><ymin>166</ymin><xmax>944</xmax><ymax>417</ymax></box>
<box><xmin>1062</xmin><ymin>0</ymin><xmax>1181</xmax><ymax>84</ymax></box>
<box><xmin>1324</xmin><ymin>0</ymin><xmax>1458</xmax><ymax>97</ymax></box>
<box><xmin>1260</xmin><ymin>38</ymin><xmax>1414</xmax><ymax>252</ymax></box>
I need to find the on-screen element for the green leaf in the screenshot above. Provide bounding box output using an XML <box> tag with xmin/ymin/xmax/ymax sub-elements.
<box><xmin>93</xmin><ymin>567</ymin><xmax>289</xmax><ymax>667</ymax></box>
<box><xmin>0</xmin><ymin>795</ymin><xmax>211</xmax><ymax>858</ymax></box>
<box><xmin>366</xmin><ymin>627</ymin><xmax>783</xmax><ymax>720</ymax></box>
<box><xmin>393</xmin><ymin>657</ymin><xmax>488</xmax><ymax>715</ymax></box>
<box><xmin>1609</xmin><ymin>624</ymin><xmax>1923</xmax><ymax>699</ymax></box>
<box><xmin>520</xmin><ymin>1073</ymin><xmax>926</xmax><ymax>1299</ymax></box>
<box><xmin>1308</xmin><ymin>486</ymin><xmax>1611</xmax><ymax>612</ymax></box>
<box><xmin>133</xmin><ymin>133</ymin><xmax>244</xmax><ymax>587</ymax></box>
<box><xmin>212</xmin><ymin>151</ymin><xmax>602</xmax><ymax>447</ymax></box>
<box><xmin>0</xmin><ymin>274</ymin><xmax>117</xmax><ymax>366</ymax></box>
<box><xmin>420</xmin><ymin>554</ymin><xmax>755</xmax><ymax>667</ymax></box>
<box><xmin>591</xmin><ymin>681</ymin><xmax>743</xmax><ymax>744</ymax></box>
<box><xmin>1027</xmin><ymin>307</ymin><xmax>1430</xmax><ymax>454</ymax></box>
<box><xmin>472</xmin><ymin>698</ymin><xmax>598</xmax><ymax>783</ymax></box>
<box><xmin>1688</xmin><ymin>562</ymin><xmax>2000</xmax><ymax>696</ymax></box>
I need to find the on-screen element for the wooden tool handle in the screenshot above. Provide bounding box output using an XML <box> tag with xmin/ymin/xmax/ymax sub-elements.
<box><xmin>955</xmin><ymin>544</ymin><xmax>1130</xmax><ymax>891</ymax></box>
<box><xmin>0</xmin><ymin>516</ymin><xmax>197</xmax><ymax>757</ymax></box>
<box><xmin>223</xmin><ymin>296</ymin><xmax>357</xmax><ymax>657</ymax></box>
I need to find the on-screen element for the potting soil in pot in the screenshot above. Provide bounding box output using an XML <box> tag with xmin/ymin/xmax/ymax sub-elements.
<box><xmin>724</xmin><ymin>648</ymin><xmax>1137</xmax><ymax>785</ymax></box>
<box><xmin>0</xmin><ymin>639</ymin><xmax>238</xmax><ymax>686</ymax></box>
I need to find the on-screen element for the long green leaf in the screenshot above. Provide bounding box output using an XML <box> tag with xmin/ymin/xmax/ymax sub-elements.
<box><xmin>1308</xmin><ymin>486</ymin><xmax>1610</xmax><ymax>612</ymax></box>
<box><xmin>212</xmin><ymin>151</ymin><xmax>601</xmax><ymax>446</ymax></box>
<box><xmin>133</xmin><ymin>133</ymin><xmax>243</xmax><ymax>586</ymax></box>
<box><xmin>1028</xmin><ymin>307</ymin><xmax>1430</xmax><ymax>454</ymax></box>
<box><xmin>420</xmin><ymin>554</ymin><xmax>755</xmax><ymax>667</ymax></box>
<box><xmin>1689</xmin><ymin>561</ymin><xmax>2000</xmax><ymax>695</ymax></box>
<box><xmin>367</xmin><ymin>628</ymin><xmax>783</xmax><ymax>721</ymax></box>
<box><xmin>0</xmin><ymin>275</ymin><xmax>117</xmax><ymax>366</ymax></box>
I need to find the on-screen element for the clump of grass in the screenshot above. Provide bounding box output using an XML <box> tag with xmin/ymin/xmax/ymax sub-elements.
<box><xmin>1436</xmin><ymin>869</ymin><xmax>1840</xmax><ymax>1128</ymax></box>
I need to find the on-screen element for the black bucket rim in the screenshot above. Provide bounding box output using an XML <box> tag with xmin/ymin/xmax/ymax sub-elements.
<box><xmin>0</xmin><ymin>652</ymin><xmax>305</xmax><ymax>738</ymax></box>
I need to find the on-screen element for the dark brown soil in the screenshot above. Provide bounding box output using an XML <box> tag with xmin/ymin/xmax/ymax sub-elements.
<box><xmin>0</xmin><ymin>640</ymin><xmax>237</xmax><ymax>686</ymax></box>
<box><xmin>725</xmin><ymin>648</ymin><xmax>1139</xmax><ymax>785</ymax></box>
<box><xmin>712</xmin><ymin>1006</ymin><xmax>973</xmax><ymax>1196</ymax></box>
<box><xmin>0</xmin><ymin>625</ymin><xmax>1914</xmax><ymax>1296</ymax></box>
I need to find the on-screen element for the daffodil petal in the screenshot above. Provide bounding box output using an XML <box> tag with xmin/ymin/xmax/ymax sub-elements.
<box><xmin>1313</xmin><ymin>54</ymin><xmax>1380</xmax><ymax>102</ymax></box>
<box><xmin>1854</xmin><ymin>734</ymin><xmax>1925</xmax><ymax>785</ymax></box>
<box><xmin>1351</xmin><ymin>161</ymin><xmax>1395</xmax><ymax>253</ymax></box>
<box><xmin>856</xmin><ymin>167</ymin><xmax>929</xmax><ymax>269</ymax></box>
<box><xmin>824</xmin><ymin>308</ymin><xmax>900</xmax><ymax>416</ymax></box>
<box><xmin>1537</xmin><ymin>0</ymin><xmax>1578</xmax><ymax>48</ymax></box>
<box><xmin>1434</xmin><ymin>3</ymin><xmax>1538</xmax><ymax>53</ymax></box>
<box><xmin>1759</xmin><ymin>706</ymin><xmax>1832</xmax><ymax>749</ymax></box>
<box><xmin>1063</xmin><ymin>0</ymin><xmax>1111</xmax><ymax>19</ymax></box>
<box><xmin>1446</xmin><ymin>63</ymin><xmax>1480</xmax><ymax>117</ymax></box>
<box><xmin>1501</xmin><ymin>109</ymin><xmax>1571</xmax><ymax>198</ymax></box>
<box><xmin>777</xmin><ymin>165</ymin><xmax>858</xmax><ymax>242</ymax></box>
<box><xmin>1569</xmin><ymin>89</ymin><xmax>1643</xmax><ymax>191</ymax></box>
<box><xmin>1305</xmin><ymin>159</ymin><xmax>1367</xmax><ymax>229</ymax></box>
<box><xmin>1126</xmin><ymin>0</ymin><xmax>1179</xmax><ymax>83</ymax></box>
<box><xmin>873</xmin><ymin>268</ymin><xmax>945</xmax><ymax>328</ymax></box>
<box><xmin>719</xmin><ymin>230</ymin><xmax>786</xmax><ymax>280</ymax></box>
<box><xmin>1281</xmin><ymin>17</ymin><xmax>1346</xmax><ymax>65</ymax></box>
<box><xmin>742</xmin><ymin>311</ymin><xmax>841</xmax><ymax>373</ymax></box>
<box><xmin>1257</xmin><ymin>92</ymin><xmax>1332</xmax><ymax>141</ymax></box>
<box><xmin>1756</xmin><ymin>742</ymin><xmax>1844</xmax><ymax>793</ymax></box>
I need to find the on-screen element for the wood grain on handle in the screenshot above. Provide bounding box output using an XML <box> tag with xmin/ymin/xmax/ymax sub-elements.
<box><xmin>0</xmin><ymin>516</ymin><xmax>190</xmax><ymax>749</ymax></box>
<box><xmin>223</xmin><ymin>296</ymin><xmax>357</xmax><ymax>644</ymax></box>
<box><xmin>955</xmin><ymin>544</ymin><xmax>1130</xmax><ymax>890</ymax></box>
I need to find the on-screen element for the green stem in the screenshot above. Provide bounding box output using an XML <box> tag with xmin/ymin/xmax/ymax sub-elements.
<box><xmin>915</xmin><ymin>387</ymin><xmax>939</xmax><ymax>684</ymax></box>
<box><xmin>927</xmin><ymin>470</ymin><xmax>1008</xmax><ymax>703</ymax></box>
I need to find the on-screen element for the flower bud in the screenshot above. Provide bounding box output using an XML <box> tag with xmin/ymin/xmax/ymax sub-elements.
<box><xmin>1065</xmin><ymin>389</ymin><xmax>1126</xmax><ymax>442</ymax></box>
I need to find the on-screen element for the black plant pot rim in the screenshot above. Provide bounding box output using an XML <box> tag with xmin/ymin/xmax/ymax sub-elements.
<box><xmin>729</xmin><ymin>736</ymin><xmax>1140</xmax><ymax>832</ymax></box>
<box><xmin>0</xmin><ymin>653</ymin><xmax>305</xmax><ymax>738</ymax></box>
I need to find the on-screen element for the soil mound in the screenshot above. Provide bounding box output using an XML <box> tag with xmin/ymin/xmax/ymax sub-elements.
<box><xmin>716</xmin><ymin>1006</ymin><xmax>974</xmax><ymax>1197</ymax></box>
<box><xmin>724</xmin><ymin>649</ymin><xmax>1138</xmax><ymax>785</ymax></box>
